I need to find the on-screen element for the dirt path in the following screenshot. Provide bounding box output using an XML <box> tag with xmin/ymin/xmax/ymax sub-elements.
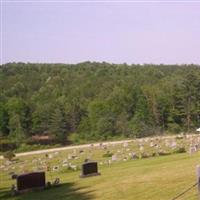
<box><xmin>0</xmin><ymin>139</ymin><xmax>133</xmax><ymax>159</ymax></box>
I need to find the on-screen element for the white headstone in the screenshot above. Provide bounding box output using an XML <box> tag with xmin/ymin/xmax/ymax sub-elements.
<box><xmin>189</xmin><ymin>146</ymin><xmax>197</xmax><ymax>155</ymax></box>
<box><xmin>48</xmin><ymin>154</ymin><xmax>53</xmax><ymax>159</ymax></box>
<box><xmin>150</xmin><ymin>142</ymin><xmax>154</xmax><ymax>147</ymax></box>
<box><xmin>139</xmin><ymin>146</ymin><xmax>144</xmax><ymax>151</ymax></box>
<box><xmin>170</xmin><ymin>141</ymin><xmax>177</xmax><ymax>149</ymax></box>
<box><xmin>112</xmin><ymin>154</ymin><xmax>117</xmax><ymax>161</ymax></box>
<box><xmin>68</xmin><ymin>154</ymin><xmax>72</xmax><ymax>159</ymax></box>
<box><xmin>123</xmin><ymin>142</ymin><xmax>128</xmax><ymax>147</ymax></box>
<box><xmin>62</xmin><ymin>163</ymin><xmax>69</xmax><ymax>167</ymax></box>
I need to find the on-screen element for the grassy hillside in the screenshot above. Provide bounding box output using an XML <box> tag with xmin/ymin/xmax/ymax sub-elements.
<box><xmin>0</xmin><ymin>153</ymin><xmax>199</xmax><ymax>200</ymax></box>
<box><xmin>0</xmin><ymin>135</ymin><xmax>199</xmax><ymax>200</ymax></box>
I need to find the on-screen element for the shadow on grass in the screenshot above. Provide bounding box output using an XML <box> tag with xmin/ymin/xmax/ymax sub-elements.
<box><xmin>0</xmin><ymin>183</ymin><xmax>95</xmax><ymax>200</ymax></box>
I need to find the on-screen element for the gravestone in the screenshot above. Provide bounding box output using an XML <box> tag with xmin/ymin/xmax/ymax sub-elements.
<box><xmin>123</xmin><ymin>142</ymin><xmax>128</xmax><ymax>147</ymax></box>
<box><xmin>150</xmin><ymin>142</ymin><xmax>154</xmax><ymax>147</ymax></box>
<box><xmin>17</xmin><ymin>172</ymin><xmax>45</xmax><ymax>192</ymax></box>
<box><xmin>130</xmin><ymin>152</ymin><xmax>138</xmax><ymax>160</ymax></box>
<box><xmin>80</xmin><ymin>161</ymin><xmax>101</xmax><ymax>178</ymax></box>
<box><xmin>170</xmin><ymin>141</ymin><xmax>177</xmax><ymax>149</ymax></box>
<box><xmin>189</xmin><ymin>146</ymin><xmax>197</xmax><ymax>155</ymax></box>
<box><xmin>112</xmin><ymin>154</ymin><xmax>117</xmax><ymax>161</ymax></box>
<box><xmin>139</xmin><ymin>146</ymin><xmax>144</xmax><ymax>152</ymax></box>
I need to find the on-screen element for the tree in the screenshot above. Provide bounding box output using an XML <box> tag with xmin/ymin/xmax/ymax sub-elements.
<box><xmin>0</xmin><ymin>103</ymin><xmax>9</xmax><ymax>136</ymax></box>
<box><xmin>6</xmin><ymin>98</ymin><xmax>28</xmax><ymax>143</ymax></box>
<box><xmin>87</xmin><ymin>100</ymin><xmax>116</xmax><ymax>139</ymax></box>
<box><xmin>1</xmin><ymin>62</ymin><xmax>200</xmax><ymax>145</ymax></box>
<box><xmin>9</xmin><ymin>113</ymin><xmax>25</xmax><ymax>144</ymax></box>
<box><xmin>129</xmin><ymin>92</ymin><xmax>154</xmax><ymax>137</ymax></box>
<box><xmin>32</xmin><ymin>104</ymin><xmax>52</xmax><ymax>134</ymax></box>
<box><xmin>50</xmin><ymin>107</ymin><xmax>68</xmax><ymax>143</ymax></box>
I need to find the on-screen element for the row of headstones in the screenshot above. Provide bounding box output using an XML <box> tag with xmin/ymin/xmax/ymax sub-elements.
<box><xmin>38</xmin><ymin>142</ymin><xmax>200</xmax><ymax>172</ymax></box>
<box><xmin>6</xmin><ymin>136</ymin><xmax>200</xmax><ymax>186</ymax></box>
<box><xmin>13</xmin><ymin>140</ymin><xmax>199</xmax><ymax>193</ymax></box>
<box><xmin>7</xmin><ymin>140</ymin><xmax>200</xmax><ymax>194</ymax></box>
<box><xmin>14</xmin><ymin>140</ymin><xmax>200</xmax><ymax>193</ymax></box>
<box><xmin>11</xmin><ymin>142</ymin><xmax>200</xmax><ymax>194</ymax></box>
<box><xmin>2</xmin><ymin>139</ymin><xmax>199</xmax><ymax>174</ymax></box>
<box><xmin>4</xmin><ymin>138</ymin><xmax>199</xmax><ymax>174</ymax></box>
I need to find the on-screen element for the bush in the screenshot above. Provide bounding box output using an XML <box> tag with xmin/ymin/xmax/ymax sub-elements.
<box><xmin>15</xmin><ymin>143</ymin><xmax>62</xmax><ymax>153</ymax></box>
<box><xmin>0</xmin><ymin>139</ymin><xmax>17</xmax><ymax>152</ymax></box>
<box><xmin>158</xmin><ymin>151</ymin><xmax>171</xmax><ymax>156</ymax></box>
<box><xmin>152</xmin><ymin>152</ymin><xmax>158</xmax><ymax>157</ymax></box>
<box><xmin>176</xmin><ymin>135</ymin><xmax>184</xmax><ymax>140</ymax></box>
<box><xmin>173</xmin><ymin>147</ymin><xmax>186</xmax><ymax>154</ymax></box>
<box><xmin>102</xmin><ymin>151</ymin><xmax>113</xmax><ymax>158</ymax></box>
<box><xmin>3</xmin><ymin>151</ymin><xmax>16</xmax><ymax>161</ymax></box>
<box><xmin>168</xmin><ymin>123</ymin><xmax>182</xmax><ymax>133</ymax></box>
<box><xmin>68</xmin><ymin>132</ymin><xmax>88</xmax><ymax>144</ymax></box>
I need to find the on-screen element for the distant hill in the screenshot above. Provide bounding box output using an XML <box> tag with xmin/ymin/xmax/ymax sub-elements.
<box><xmin>0</xmin><ymin>62</ymin><xmax>200</xmax><ymax>147</ymax></box>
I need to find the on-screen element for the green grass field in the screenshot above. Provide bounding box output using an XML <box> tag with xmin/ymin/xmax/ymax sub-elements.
<box><xmin>0</xmin><ymin>136</ymin><xmax>200</xmax><ymax>200</ymax></box>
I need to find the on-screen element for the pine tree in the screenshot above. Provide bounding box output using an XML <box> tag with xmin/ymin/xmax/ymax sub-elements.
<box><xmin>50</xmin><ymin>107</ymin><xmax>68</xmax><ymax>143</ymax></box>
<box><xmin>129</xmin><ymin>93</ymin><xmax>154</xmax><ymax>137</ymax></box>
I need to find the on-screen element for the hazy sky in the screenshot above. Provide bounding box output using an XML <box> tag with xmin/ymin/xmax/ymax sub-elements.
<box><xmin>1</xmin><ymin>1</ymin><xmax>200</xmax><ymax>65</ymax></box>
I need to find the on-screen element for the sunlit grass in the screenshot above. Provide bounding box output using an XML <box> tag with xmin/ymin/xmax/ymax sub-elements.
<box><xmin>0</xmin><ymin>136</ymin><xmax>200</xmax><ymax>200</ymax></box>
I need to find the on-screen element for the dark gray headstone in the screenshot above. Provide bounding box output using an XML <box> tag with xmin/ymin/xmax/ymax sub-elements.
<box><xmin>17</xmin><ymin>172</ymin><xmax>45</xmax><ymax>191</ymax></box>
<box><xmin>80</xmin><ymin>161</ymin><xmax>101</xmax><ymax>178</ymax></box>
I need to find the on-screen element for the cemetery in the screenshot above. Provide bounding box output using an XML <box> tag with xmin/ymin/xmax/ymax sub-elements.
<box><xmin>0</xmin><ymin>134</ymin><xmax>200</xmax><ymax>200</ymax></box>
<box><xmin>2</xmin><ymin>1</ymin><xmax>200</xmax><ymax>199</ymax></box>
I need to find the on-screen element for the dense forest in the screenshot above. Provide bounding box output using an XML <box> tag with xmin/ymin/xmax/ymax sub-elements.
<box><xmin>0</xmin><ymin>62</ymin><xmax>200</xmax><ymax>150</ymax></box>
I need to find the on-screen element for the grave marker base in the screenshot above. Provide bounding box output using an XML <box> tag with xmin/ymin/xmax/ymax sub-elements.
<box><xmin>80</xmin><ymin>172</ymin><xmax>101</xmax><ymax>178</ymax></box>
<box><xmin>17</xmin><ymin>186</ymin><xmax>45</xmax><ymax>194</ymax></box>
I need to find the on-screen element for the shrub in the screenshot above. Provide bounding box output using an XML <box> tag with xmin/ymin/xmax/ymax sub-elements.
<box><xmin>158</xmin><ymin>151</ymin><xmax>171</xmax><ymax>156</ymax></box>
<box><xmin>176</xmin><ymin>135</ymin><xmax>184</xmax><ymax>140</ymax></box>
<box><xmin>3</xmin><ymin>151</ymin><xmax>16</xmax><ymax>161</ymax></box>
<box><xmin>173</xmin><ymin>147</ymin><xmax>186</xmax><ymax>154</ymax></box>
<box><xmin>102</xmin><ymin>151</ymin><xmax>113</xmax><ymax>158</ymax></box>
<box><xmin>168</xmin><ymin>123</ymin><xmax>182</xmax><ymax>133</ymax></box>
<box><xmin>0</xmin><ymin>139</ymin><xmax>17</xmax><ymax>152</ymax></box>
<box><xmin>152</xmin><ymin>152</ymin><xmax>159</xmax><ymax>157</ymax></box>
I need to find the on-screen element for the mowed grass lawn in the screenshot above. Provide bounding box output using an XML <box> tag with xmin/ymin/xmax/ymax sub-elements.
<box><xmin>0</xmin><ymin>152</ymin><xmax>200</xmax><ymax>200</ymax></box>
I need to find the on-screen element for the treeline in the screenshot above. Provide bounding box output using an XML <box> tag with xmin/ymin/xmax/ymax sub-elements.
<box><xmin>0</xmin><ymin>62</ymin><xmax>200</xmax><ymax>146</ymax></box>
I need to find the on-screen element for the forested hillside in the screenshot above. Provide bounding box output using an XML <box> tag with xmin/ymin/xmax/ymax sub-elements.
<box><xmin>0</xmin><ymin>62</ymin><xmax>200</xmax><ymax>148</ymax></box>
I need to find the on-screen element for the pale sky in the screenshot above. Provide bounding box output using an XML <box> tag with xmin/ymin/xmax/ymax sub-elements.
<box><xmin>1</xmin><ymin>1</ymin><xmax>200</xmax><ymax>65</ymax></box>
